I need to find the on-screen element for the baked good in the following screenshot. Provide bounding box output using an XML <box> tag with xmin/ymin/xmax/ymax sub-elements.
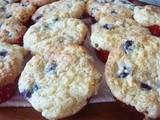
<box><xmin>0</xmin><ymin>19</ymin><xmax>27</xmax><ymax>44</ymax></box>
<box><xmin>32</xmin><ymin>0</ymin><xmax>85</xmax><ymax>22</ymax></box>
<box><xmin>86</xmin><ymin>0</ymin><xmax>135</xmax><ymax>21</ymax></box>
<box><xmin>0</xmin><ymin>42</ymin><xmax>27</xmax><ymax>103</ymax></box>
<box><xmin>90</xmin><ymin>15</ymin><xmax>151</xmax><ymax>64</ymax></box>
<box><xmin>19</xmin><ymin>45</ymin><xmax>101</xmax><ymax>120</ymax></box>
<box><xmin>91</xmin><ymin>16</ymin><xmax>151</xmax><ymax>52</ymax></box>
<box><xmin>90</xmin><ymin>16</ymin><xmax>151</xmax><ymax>62</ymax></box>
<box><xmin>134</xmin><ymin>5</ymin><xmax>160</xmax><ymax>27</ymax></box>
<box><xmin>0</xmin><ymin>2</ymin><xmax>37</xmax><ymax>23</ymax></box>
<box><xmin>21</xmin><ymin>0</ymin><xmax>57</xmax><ymax>6</ymax></box>
<box><xmin>23</xmin><ymin>17</ymin><xmax>88</xmax><ymax>54</ymax></box>
<box><xmin>134</xmin><ymin>5</ymin><xmax>160</xmax><ymax>37</ymax></box>
<box><xmin>0</xmin><ymin>0</ymin><xmax>20</xmax><ymax>6</ymax></box>
<box><xmin>149</xmin><ymin>25</ymin><xmax>160</xmax><ymax>37</ymax></box>
<box><xmin>105</xmin><ymin>35</ymin><xmax>160</xmax><ymax>119</ymax></box>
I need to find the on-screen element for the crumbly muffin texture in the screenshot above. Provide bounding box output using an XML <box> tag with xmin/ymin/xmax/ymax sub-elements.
<box><xmin>21</xmin><ymin>0</ymin><xmax>57</xmax><ymax>6</ymax></box>
<box><xmin>105</xmin><ymin>35</ymin><xmax>160</xmax><ymax>119</ymax></box>
<box><xmin>0</xmin><ymin>42</ymin><xmax>27</xmax><ymax>87</ymax></box>
<box><xmin>90</xmin><ymin>16</ymin><xmax>151</xmax><ymax>51</ymax></box>
<box><xmin>86</xmin><ymin>0</ymin><xmax>134</xmax><ymax>21</ymax></box>
<box><xmin>23</xmin><ymin>17</ymin><xmax>88</xmax><ymax>54</ymax></box>
<box><xmin>0</xmin><ymin>0</ymin><xmax>20</xmax><ymax>6</ymax></box>
<box><xmin>134</xmin><ymin>5</ymin><xmax>160</xmax><ymax>26</ymax></box>
<box><xmin>32</xmin><ymin>0</ymin><xmax>85</xmax><ymax>22</ymax></box>
<box><xmin>19</xmin><ymin>45</ymin><xmax>101</xmax><ymax>120</ymax></box>
<box><xmin>0</xmin><ymin>2</ymin><xmax>37</xmax><ymax>23</ymax></box>
<box><xmin>99</xmin><ymin>0</ymin><xmax>135</xmax><ymax>9</ymax></box>
<box><xmin>0</xmin><ymin>19</ymin><xmax>27</xmax><ymax>44</ymax></box>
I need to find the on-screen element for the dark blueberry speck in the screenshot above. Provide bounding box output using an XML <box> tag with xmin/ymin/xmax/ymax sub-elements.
<box><xmin>0</xmin><ymin>7</ymin><xmax>6</xmax><ymax>12</ymax></box>
<box><xmin>52</xmin><ymin>18</ymin><xmax>59</xmax><ymax>23</ymax></box>
<box><xmin>43</xmin><ymin>24</ymin><xmax>49</xmax><ymax>29</ymax></box>
<box><xmin>46</xmin><ymin>63</ymin><xmax>57</xmax><ymax>74</ymax></box>
<box><xmin>21</xmin><ymin>90</ymin><xmax>32</xmax><ymax>99</ymax></box>
<box><xmin>140</xmin><ymin>83</ymin><xmax>152</xmax><ymax>91</ymax></box>
<box><xmin>34</xmin><ymin>15</ymin><xmax>43</xmax><ymax>22</ymax></box>
<box><xmin>21</xmin><ymin>84</ymin><xmax>40</xmax><ymax>99</ymax></box>
<box><xmin>32</xmin><ymin>84</ymin><xmax>39</xmax><ymax>92</ymax></box>
<box><xmin>95</xmin><ymin>44</ymin><xmax>98</xmax><ymax>48</ymax></box>
<box><xmin>111</xmin><ymin>0</ymin><xmax>115</xmax><ymax>2</ymax></box>
<box><xmin>5</xmin><ymin>14</ymin><xmax>12</xmax><ymax>19</ymax></box>
<box><xmin>118</xmin><ymin>72</ymin><xmax>129</xmax><ymax>78</ymax></box>
<box><xmin>54</xmin><ymin>18</ymin><xmax>59</xmax><ymax>21</ymax></box>
<box><xmin>118</xmin><ymin>66</ymin><xmax>131</xmax><ymax>78</ymax></box>
<box><xmin>21</xmin><ymin>3</ymin><xmax>28</xmax><ymax>7</ymax></box>
<box><xmin>110</xmin><ymin>10</ymin><xmax>117</xmax><ymax>15</ymax></box>
<box><xmin>91</xmin><ymin>8</ymin><xmax>100</xmax><ymax>15</ymax></box>
<box><xmin>103</xmin><ymin>24</ymin><xmax>112</xmax><ymax>30</ymax></box>
<box><xmin>67</xmin><ymin>4</ymin><xmax>72</xmax><ymax>8</ymax></box>
<box><xmin>123</xmin><ymin>40</ymin><xmax>134</xmax><ymax>54</ymax></box>
<box><xmin>0</xmin><ymin>50</ymin><xmax>7</xmax><ymax>57</ymax></box>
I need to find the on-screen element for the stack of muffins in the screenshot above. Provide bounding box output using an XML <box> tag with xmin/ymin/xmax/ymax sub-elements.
<box><xmin>0</xmin><ymin>0</ymin><xmax>101</xmax><ymax>120</ymax></box>
<box><xmin>86</xmin><ymin>0</ymin><xmax>160</xmax><ymax>63</ymax></box>
<box><xmin>85</xmin><ymin>0</ymin><xmax>160</xmax><ymax>119</ymax></box>
<box><xmin>0</xmin><ymin>0</ymin><xmax>36</xmax><ymax>104</ymax></box>
<box><xmin>0</xmin><ymin>0</ymin><xmax>160</xmax><ymax>119</ymax></box>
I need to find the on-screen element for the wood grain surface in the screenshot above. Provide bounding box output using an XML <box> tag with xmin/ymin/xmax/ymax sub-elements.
<box><xmin>0</xmin><ymin>102</ymin><xmax>145</xmax><ymax>120</ymax></box>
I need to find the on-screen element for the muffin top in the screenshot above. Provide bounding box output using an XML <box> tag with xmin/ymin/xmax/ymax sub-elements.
<box><xmin>19</xmin><ymin>45</ymin><xmax>101</xmax><ymax>120</ymax></box>
<box><xmin>90</xmin><ymin>16</ymin><xmax>151</xmax><ymax>51</ymax></box>
<box><xmin>0</xmin><ymin>42</ymin><xmax>27</xmax><ymax>87</ymax></box>
<box><xmin>0</xmin><ymin>0</ymin><xmax>20</xmax><ymax>6</ymax></box>
<box><xmin>32</xmin><ymin>0</ymin><xmax>85</xmax><ymax>22</ymax></box>
<box><xmin>21</xmin><ymin>0</ymin><xmax>56</xmax><ymax>6</ymax></box>
<box><xmin>105</xmin><ymin>35</ymin><xmax>160</xmax><ymax>119</ymax></box>
<box><xmin>0</xmin><ymin>19</ymin><xmax>27</xmax><ymax>44</ymax></box>
<box><xmin>23</xmin><ymin>17</ymin><xmax>88</xmax><ymax>54</ymax></box>
<box><xmin>134</xmin><ymin>5</ymin><xmax>160</xmax><ymax>26</ymax></box>
<box><xmin>0</xmin><ymin>2</ymin><xmax>37</xmax><ymax>23</ymax></box>
<box><xmin>86</xmin><ymin>0</ymin><xmax>135</xmax><ymax>21</ymax></box>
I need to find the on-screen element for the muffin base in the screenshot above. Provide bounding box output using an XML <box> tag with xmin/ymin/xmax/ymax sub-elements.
<box><xmin>95</xmin><ymin>49</ymin><xmax>109</xmax><ymax>63</ymax></box>
<box><xmin>149</xmin><ymin>25</ymin><xmax>160</xmax><ymax>37</ymax></box>
<box><xmin>0</xmin><ymin>78</ymin><xmax>18</xmax><ymax>104</ymax></box>
<box><xmin>116</xmin><ymin>98</ymin><xmax>160</xmax><ymax>120</ymax></box>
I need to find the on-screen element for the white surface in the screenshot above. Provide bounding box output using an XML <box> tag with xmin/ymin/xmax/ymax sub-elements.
<box><xmin>0</xmin><ymin>18</ymin><xmax>115</xmax><ymax>107</ymax></box>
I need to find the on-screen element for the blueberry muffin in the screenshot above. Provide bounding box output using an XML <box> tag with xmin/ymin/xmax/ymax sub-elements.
<box><xmin>19</xmin><ymin>45</ymin><xmax>101</xmax><ymax>120</ymax></box>
<box><xmin>0</xmin><ymin>0</ymin><xmax>20</xmax><ymax>6</ymax></box>
<box><xmin>134</xmin><ymin>5</ymin><xmax>160</xmax><ymax>37</ymax></box>
<box><xmin>21</xmin><ymin>0</ymin><xmax>57</xmax><ymax>6</ymax></box>
<box><xmin>0</xmin><ymin>2</ymin><xmax>37</xmax><ymax>23</ymax></box>
<box><xmin>90</xmin><ymin>16</ymin><xmax>151</xmax><ymax>52</ymax></box>
<box><xmin>32</xmin><ymin>0</ymin><xmax>85</xmax><ymax>22</ymax></box>
<box><xmin>0</xmin><ymin>42</ymin><xmax>27</xmax><ymax>103</ymax></box>
<box><xmin>0</xmin><ymin>19</ymin><xmax>27</xmax><ymax>44</ymax></box>
<box><xmin>105</xmin><ymin>35</ymin><xmax>160</xmax><ymax>119</ymax></box>
<box><xmin>23</xmin><ymin>17</ymin><xmax>88</xmax><ymax>54</ymax></box>
<box><xmin>86</xmin><ymin>0</ymin><xmax>135</xmax><ymax>21</ymax></box>
<box><xmin>134</xmin><ymin>5</ymin><xmax>160</xmax><ymax>27</ymax></box>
